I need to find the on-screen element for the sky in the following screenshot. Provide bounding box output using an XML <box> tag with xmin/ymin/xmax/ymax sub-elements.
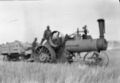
<box><xmin>0</xmin><ymin>0</ymin><xmax>120</xmax><ymax>43</ymax></box>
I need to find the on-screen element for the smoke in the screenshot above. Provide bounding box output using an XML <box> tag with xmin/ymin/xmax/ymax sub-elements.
<box><xmin>22</xmin><ymin>5</ymin><xmax>37</xmax><ymax>43</ymax></box>
<box><xmin>92</xmin><ymin>0</ymin><xmax>120</xmax><ymax>41</ymax></box>
<box><xmin>21</xmin><ymin>0</ymin><xmax>120</xmax><ymax>42</ymax></box>
<box><xmin>94</xmin><ymin>0</ymin><xmax>120</xmax><ymax>19</ymax></box>
<box><xmin>22</xmin><ymin>4</ymin><xmax>45</xmax><ymax>43</ymax></box>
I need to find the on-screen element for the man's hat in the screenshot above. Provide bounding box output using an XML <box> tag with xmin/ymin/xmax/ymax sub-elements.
<box><xmin>83</xmin><ymin>25</ymin><xmax>87</xmax><ymax>29</ymax></box>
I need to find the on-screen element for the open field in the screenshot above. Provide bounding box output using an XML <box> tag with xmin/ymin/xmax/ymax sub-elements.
<box><xmin>0</xmin><ymin>48</ymin><xmax>120</xmax><ymax>83</ymax></box>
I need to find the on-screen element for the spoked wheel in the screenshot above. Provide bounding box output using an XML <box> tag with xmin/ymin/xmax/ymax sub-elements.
<box><xmin>83</xmin><ymin>51</ymin><xmax>109</xmax><ymax>67</ymax></box>
<box><xmin>36</xmin><ymin>46</ymin><xmax>51</xmax><ymax>63</ymax></box>
<box><xmin>3</xmin><ymin>55</ymin><xmax>9</xmax><ymax>61</ymax></box>
<box><xmin>98</xmin><ymin>51</ymin><xmax>109</xmax><ymax>67</ymax></box>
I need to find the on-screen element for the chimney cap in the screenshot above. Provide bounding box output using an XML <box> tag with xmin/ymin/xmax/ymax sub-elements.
<box><xmin>97</xmin><ymin>18</ymin><xmax>104</xmax><ymax>22</ymax></box>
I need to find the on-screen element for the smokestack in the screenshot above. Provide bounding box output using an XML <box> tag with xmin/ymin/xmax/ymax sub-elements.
<box><xmin>97</xmin><ymin>19</ymin><xmax>105</xmax><ymax>38</ymax></box>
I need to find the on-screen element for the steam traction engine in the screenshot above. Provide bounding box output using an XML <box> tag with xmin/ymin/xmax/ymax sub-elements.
<box><xmin>33</xmin><ymin>19</ymin><xmax>109</xmax><ymax>66</ymax></box>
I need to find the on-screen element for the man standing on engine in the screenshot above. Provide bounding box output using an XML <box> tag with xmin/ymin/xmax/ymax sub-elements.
<box><xmin>40</xmin><ymin>25</ymin><xmax>52</xmax><ymax>45</ymax></box>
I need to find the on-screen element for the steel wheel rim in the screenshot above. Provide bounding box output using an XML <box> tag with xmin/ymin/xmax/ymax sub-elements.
<box><xmin>37</xmin><ymin>46</ymin><xmax>50</xmax><ymax>62</ymax></box>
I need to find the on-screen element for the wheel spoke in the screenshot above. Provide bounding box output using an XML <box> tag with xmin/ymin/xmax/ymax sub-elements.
<box><xmin>36</xmin><ymin>46</ymin><xmax>51</xmax><ymax>63</ymax></box>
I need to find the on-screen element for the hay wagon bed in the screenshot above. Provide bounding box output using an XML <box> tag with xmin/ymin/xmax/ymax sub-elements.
<box><xmin>0</xmin><ymin>41</ymin><xmax>31</xmax><ymax>61</ymax></box>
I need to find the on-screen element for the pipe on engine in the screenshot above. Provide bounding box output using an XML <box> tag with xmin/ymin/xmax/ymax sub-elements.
<box><xmin>97</xmin><ymin>19</ymin><xmax>105</xmax><ymax>39</ymax></box>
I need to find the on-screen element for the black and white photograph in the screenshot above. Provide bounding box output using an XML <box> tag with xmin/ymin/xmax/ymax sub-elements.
<box><xmin>0</xmin><ymin>0</ymin><xmax>120</xmax><ymax>83</ymax></box>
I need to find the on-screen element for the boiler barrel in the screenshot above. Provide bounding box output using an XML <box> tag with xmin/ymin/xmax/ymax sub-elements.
<box><xmin>65</xmin><ymin>39</ymin><xmax>107</xmax><ymax>52</ymax></box>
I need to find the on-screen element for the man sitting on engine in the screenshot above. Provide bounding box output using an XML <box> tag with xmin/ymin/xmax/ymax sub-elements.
<box><xmin>82</xmin><ymin>25</ymin><xmax>89</xmax><ymax>39</ymax></box>
<box><xmin>75</xmin><ymin>28</ymin><xmax>81</xmax><ymax>40</ymax></box>
<box><xmin>40</xmin><ymin>25</ymin><xmax>52</xmax><ymax>45</ymax></box>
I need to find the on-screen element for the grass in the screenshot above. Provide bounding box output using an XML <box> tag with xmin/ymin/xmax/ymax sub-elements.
<box><xmin>0</xmin><ymin>49</ymin><xmax>120</xmax><ymax>83</ymax></box>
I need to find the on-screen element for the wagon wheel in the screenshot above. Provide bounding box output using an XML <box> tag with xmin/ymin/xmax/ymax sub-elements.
<box><xmin>83</xmin><ymin>51</ymin><xmax>109</xmax><ymax>67</ymax></box>
<box><xmin>3</xmin><ymin>55</ymin><xmax>9</xmax><ymax>61</ymax></box>
<box><xmin>36</xmin><ymin>46</ymin><xmax>50</xmax><ymax>63</ymax></box>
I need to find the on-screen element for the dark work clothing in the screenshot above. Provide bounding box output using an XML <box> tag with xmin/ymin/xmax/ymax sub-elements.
<box><xmin>82</xmin><ymin>34</ymin><xmax>87</xmax><ymax>39</ymax></box>
<box><xmin>32</xmin><ymin>41</ymin><xmax>37</xmax><ymax>48</ymax></box>
<box><xmin>43</xmin><ymin>29</ymin><xmax>51</xmax><ymax>40</ymax></box>
<box><xmin>32</xmin><ymin>40</ymin><xmax>37</xmax><ymax>53</ymax></box>
<box><xmin>83</xmin><ymin>28</ymin><xmax>88</xmax><ymax>39</ymax></box>
<box><xmin>40</xmin><ymin>29</ymin><xmax>51</xmax><ymax>45</ymax></box>
<box><xmin>84</xmin><ymin>29</ymin><xmax>88</xmax><ymax>35</ymax></box>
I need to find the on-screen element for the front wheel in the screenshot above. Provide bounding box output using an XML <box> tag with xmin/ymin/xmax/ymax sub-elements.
<box><xmin>98</xmin><ymin>51</ymin><xmax>109</xmax><ymax>67</ymax></box>
<box><xmin>83</xmin><ymin>51</ymin><xmax>109</xmax><ymax>67</ymax></box>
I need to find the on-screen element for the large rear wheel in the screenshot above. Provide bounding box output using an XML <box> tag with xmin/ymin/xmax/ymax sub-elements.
<box><xmin>35</xmin><ymin>44</ymin><xmax>56</xmax><ymax>63</ymax></box>
<box><xmin>36</xmin><ymin>46</ymin><xmax>50</xmax><ymax>63</ymax></box>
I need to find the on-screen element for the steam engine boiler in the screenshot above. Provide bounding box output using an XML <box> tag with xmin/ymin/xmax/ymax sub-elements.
<box><xmin>65</xmin><ymin>19</ymin><xmax>108</xmax><ymax>53</ymax></box>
